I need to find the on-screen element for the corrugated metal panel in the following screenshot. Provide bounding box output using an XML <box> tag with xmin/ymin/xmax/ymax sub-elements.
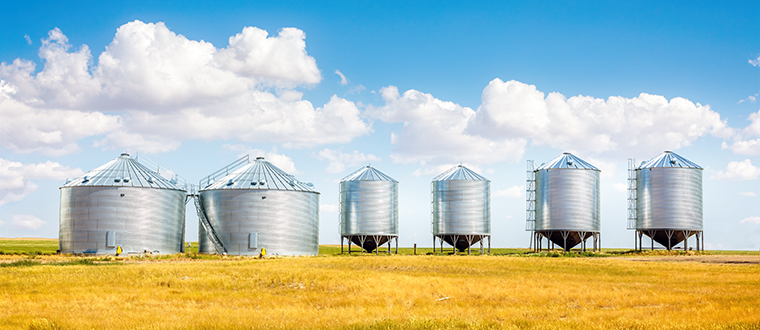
<box><xmin>200</xmin><ymin>157</ymin><xmax>314</xmax><ymax>192</ymax></box>
<box><xmin>636</xmin><ymin>167</ymin><xmax>703</xmax><ymax>230</ymax></box>
<box><xmin>534</xmin><ymin>153</ymin><xmax>600</xmax><ymax>232</ymax></box>
<box><xmin>536</xmin><ymin>153</ymin><xmax>599</xmax><ymax>171</ymax></box>
<box><xmin>637</xmin><ymin>151</ymin><xmax>702</xmax><ymax>169</ymax></box>
<box><xmin>62</xmin><ymin>153</ymin><xmax>184</xmax><ymax>191</ymax></box>
<box><xmin>340</xmin><ymin>166</ymin><xmax>398</xmax><ymax>236</ymax></box>
<box><xmin>198</xmin><ymin>219</ymin><xmax>212</xmax><ymax>253</ymax></box>
<box><xmin>432</xmin><ymin>165</ymin><xmax>491</xmax><ymax>235</ymax></box>
<box><xmin>198</xmin><ymin>189</ymin><xmax>319</xmax><ymax>255</ymax></box>
<box><xmin>59</xmin><ymin>186</ymin><xmax>186</xmax><ymax>254</ymax></box>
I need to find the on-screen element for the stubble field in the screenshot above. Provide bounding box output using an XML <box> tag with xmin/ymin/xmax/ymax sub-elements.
<box><xmin>0</xmin><ymin>239</ymin><xmax>758</xmax><ymax>330</ymax></box>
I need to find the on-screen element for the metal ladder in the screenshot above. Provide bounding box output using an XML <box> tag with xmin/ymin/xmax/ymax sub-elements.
<box><xmin>192</xmin><ymin>192</ymin><xmax>227</xmax><ymax>255</ymax></box>
<box><xmin>627</xmin><ymin>158</ymin><xmax>637</xmax><ymax>230</ymax></box>
<box><xmin>525</xmin><ymin>160</ymin><xmax>536</xmax><ymax>231</ymax></box>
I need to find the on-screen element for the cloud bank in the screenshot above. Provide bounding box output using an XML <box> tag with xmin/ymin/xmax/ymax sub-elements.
<box><xmin>0</xmin><ymin>159</ymin><xmax>83</xmax><ymax>206</ymax></box>
<box><xmin>0</xmin><ymin>21</ymin><xmax>370</xmax><ymax>155</ymax></box>
<box><xmin>370</xmin><ymin>79</ymin><xmax>734</xmax><ymax>169</ymax></box>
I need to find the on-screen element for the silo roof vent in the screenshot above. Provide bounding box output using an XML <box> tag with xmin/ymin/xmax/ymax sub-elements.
<box><xmin>200</xmin><ymin>157</ymin><xmax>317</xmax><ymax>192</ymax></box>
<box><xmin>61</xmin><ymin>153</ymin><xmax>185</xmax><ymax>191</ymax></box>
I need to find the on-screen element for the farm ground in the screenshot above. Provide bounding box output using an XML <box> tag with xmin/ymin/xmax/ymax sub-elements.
<box><xmin>0</xmin><ymin>239</ymin><xmax>758</xmax><ymax>329</ymax></box>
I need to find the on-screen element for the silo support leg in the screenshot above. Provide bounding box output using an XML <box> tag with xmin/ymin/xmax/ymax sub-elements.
<box><xmin>395</xmin><ymin>237</ymin><xmax>398</xmax><ymax>254</ymax></box>
<box><xmin>561</xmin><ymin>231</ymin><xmax>569</xmax><ymax>252</ymax></box>
<box><xmin>538</xmin><ymin>234</ymin><xmax>541</xmax><ymax>252</ymax></box>
<box><xmin>488</xmin><ymin>236</ymin><xmax>491</xmax><ymax>255</ymax></box>
<box><xmin>579</xmin><ymin>231</ymin><xmax>586</xmax><ymax>252</ymax></box>
<box><xmin>665</xmin><ymin>230</ymin><xmax>674</xmax><ymax>251</ymax></box>
<box><xmin>480</xmin><ymin>239</ymin><xmax>483</xmax><ymax>255</ymax></box>
<box><xmin>348</xmin><ymin>238</ymin><xmax>351</xmax><ymax>254</ymax></box>
<box><xmin>341</xmin><ymin>236</ymin><xmax>344</xmax><ymax>254</ymax></box>
<box><xmin>683</xmin><ymin>230</ymin><xmax>689</xmax><ymax>252</ymax></box>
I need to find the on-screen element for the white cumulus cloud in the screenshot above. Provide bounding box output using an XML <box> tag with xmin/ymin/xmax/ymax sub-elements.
<box><xmin>737</xmin><ymin>191</ymin><xmax>757</xmax><ymax>197</ymax></box>
<box><xmin>711</xmin><ymin>159</ymin><xmax>760</xmax><ymax>180</ymax></box>
<box><xmin>367</xmin><ymin>85</ymin><xmax>527</xmax><ymax>167</ymax></box>
<box><xmin>0</xmin><ymin>159</ymin><xmax>83</xmax><ymax>206</ymax></box>
<box><xmin>368</xmin><ymin>79</ymin><xmax>733</xmax><ymax>171</ymax></box>
<box><xmin>722</xmin><ymin>110</ymin><xmax>760</xmax><ymax>155</ymax></box>
<box><xmin>739</xmin><ymin>216</ymin><xmax>760</xmax><ymax>225</ymax></box>
<box><xmin>495</xmin><ymin>185</ymin><xmax>524</xmax><ymax>198</ymax></box>
<box><xmin>11</xmin><ymin>215</ymin><xmax>46</xmax><ymax>230</ymax></box>
<box><xmin>334</xmin><ymin>70</ymin><xmax>348</xmax><ymax>85</ymax></box>
<box><xmin>468</xmin><ymin>79</ymin><xmax>732</xmax><ymax>157</ymax></box>
<box><xmin>0</xmin><ymin>21</ymin><xmax>370</xmax><ymax>155</ymax></box>
<box><xmin>316</xmin><ymin>149</ymin><xmax>381</xmax><ymax>174</ymax></box>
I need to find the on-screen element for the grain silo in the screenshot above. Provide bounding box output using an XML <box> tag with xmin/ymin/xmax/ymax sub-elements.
<box><xmin>431</xmin><ymin>165</ymin><xmax>490</xmax><ymax>255</ymax></box>
<box><xmin>196</xmin><ymin>156</ymin><xmax>319</xmax><ymax>256</ymax></box>
<box><xmin>627</xmin><ymin>151</ymin><xmax>703</xmax><ymax>251</ymax></box>
<box><xmin>340</xmin><ymin>166</ymin><xmax>399</xmax><ymax>254</ymax></box>
<box><xmin>59</xmin><ymin>153</ymin><xmax>187</xmax><ymax>255</ymax></box>
<box><xmin>526</xmin><ymin>153</ymin><xmax>600</xmax><ymax>252</ymax></box>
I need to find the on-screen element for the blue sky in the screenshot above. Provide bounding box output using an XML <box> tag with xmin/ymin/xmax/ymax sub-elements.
<box><xmin>1</xmin><ymin>1</ymin><xmax>759</xmax><ymax>249</ymax></box>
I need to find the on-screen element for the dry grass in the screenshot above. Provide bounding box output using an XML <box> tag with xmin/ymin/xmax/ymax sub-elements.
<box><xmin>0</xmin><ymin>253</ymin><xmax>758</xmax><ymax>329</ymax></box>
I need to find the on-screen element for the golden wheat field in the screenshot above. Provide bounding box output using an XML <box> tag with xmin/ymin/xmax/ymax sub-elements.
<box><xmin>0</xmin><ymin>252</ymin><xmax>759</xmax><ymax>329</ymax></box>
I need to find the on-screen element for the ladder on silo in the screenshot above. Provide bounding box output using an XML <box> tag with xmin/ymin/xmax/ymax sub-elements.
<box><xmin>627</xmin><ymin>158</ymin><xmax>637</xmax><ymax>230</ymax></box>
<box><xmin>192</xmin><ymin>192</ymin><xmax>227</xmax><ymax>255</ymax></box>
<box><xmin>525</xmin><ymin>160</ymin><xmax>536</xmax><ymax>232</ymax></box>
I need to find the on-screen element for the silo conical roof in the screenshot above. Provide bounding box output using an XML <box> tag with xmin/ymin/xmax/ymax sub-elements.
<box><xmin>341</xmin><ymin>166</ymin><xmax>397</xmax><ymax>182</ymax></box>
<box><xmin>536</xmin><ymin>152</ymin><xmax>599</xmax><ymax>171</ymax></box>
<box><xmin>433</xmin><ymin>165</ymin><xmax>489</xmax><ymax>181</ymax></box>
<box><xmin>61</xmin><ymin>153</ymin><xmax>184</xmax><ymax>190</ymax></box>
<box><xmin>202</xmin><ymin>157</ymin><xmax>316</xmax><ymax>192</ymax></box>
<box><xmin>637</xmin><ymin>151</ymin><xmax>702</xmax><ymax>169</ymax></box>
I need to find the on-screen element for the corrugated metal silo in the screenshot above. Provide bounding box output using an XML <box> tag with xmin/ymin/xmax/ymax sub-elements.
<box><xmin>526</xmin><ymin>153</ymin><xmax>601</xmax><ymax>252</ymax></box>
<box><xmin>197</xmin><ymin>156</ymin><xmax>320</xmax><ymax>256</ymax></box>
<box><xmin>628</xmin><ymin>151</ymin><xmax>703</xmax><ymax>251</ymax></box>
<box><xmin>431</xmin><ymin>165</ymin><xmax>491</xmax><ymax>254</ymax></box>
<box><xmin>59</xmin><ymin>153</ymin><xmax>187</xmax><ymax>255</ymax></box>
<box><xmin>340</xmin><ymin>166</ymin><xmax>399</xmax><ymax>254</ymax></box>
